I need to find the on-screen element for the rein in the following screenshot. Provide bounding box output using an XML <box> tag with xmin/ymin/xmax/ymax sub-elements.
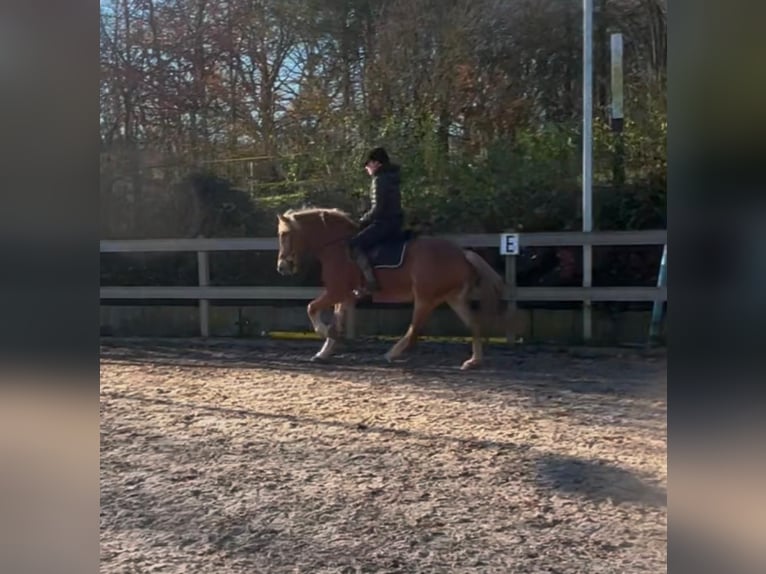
<box><xmin>312</xmin><ymin>234</ymin><xmax>352</xmax><ymax>258</ymax></box>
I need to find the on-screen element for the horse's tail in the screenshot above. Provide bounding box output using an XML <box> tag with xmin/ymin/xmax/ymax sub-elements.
<box><xmin>463</xmin><ymin>250</ymin><xmax>505</xmax><ymax>333</ymax></box>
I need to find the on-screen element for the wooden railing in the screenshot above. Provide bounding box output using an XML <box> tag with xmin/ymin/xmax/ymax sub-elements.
<box><xmin>101</xmin><ymin>230</ymin><xmax>667</xmax><ymax>343</ymax></box>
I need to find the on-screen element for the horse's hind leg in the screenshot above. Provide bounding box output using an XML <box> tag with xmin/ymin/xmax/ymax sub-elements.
<box><xmin>384</xmin><ymin>298</ymin><xmax>435</xmax><ymax>363</ymax></box>
<box><xmin>447</xmin><ymin>286</ymin><xmax>483</xmax><ymax>370</ymax></box>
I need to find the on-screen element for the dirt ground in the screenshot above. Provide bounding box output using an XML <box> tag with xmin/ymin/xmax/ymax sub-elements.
<box><xmin>100</xmin><ymin>338</ymin><xmax>666</xmax><ymax>573</ymax></box>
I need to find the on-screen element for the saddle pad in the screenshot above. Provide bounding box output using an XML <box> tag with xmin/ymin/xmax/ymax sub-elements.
<box><xmin>368</xmin><ymin>238</ymin><xmax>409</xmax><ymax>269</ymax></box>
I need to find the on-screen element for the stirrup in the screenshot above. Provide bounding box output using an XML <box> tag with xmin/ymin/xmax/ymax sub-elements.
<box><xmin>353</xmin><ymin>281</ymin><xmax>378</xmax><ymax>299</ymax></box>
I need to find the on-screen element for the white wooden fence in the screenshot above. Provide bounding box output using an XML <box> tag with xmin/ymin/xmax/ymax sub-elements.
<box><xmin>100</xmin><ymin>229</ymin><xmax>667</xmax><ymax>343</ymax></box>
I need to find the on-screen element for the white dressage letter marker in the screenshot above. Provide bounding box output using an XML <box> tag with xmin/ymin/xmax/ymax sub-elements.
<box><xmin>499</xmin><ymin>233</ymin><xmax>519</xmax><ymax>256</ymax></box>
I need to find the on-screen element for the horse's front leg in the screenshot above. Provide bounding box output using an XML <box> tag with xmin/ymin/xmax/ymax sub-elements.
<box><xmin>312</xmin><ymin>299</ymin><xmax>356</xmax><ymax>361</ymax></box>
<box><xmin>307</xmin><ymin>290</ymin><xmax>335</xmax><ymax>339</ymax></box>
<box><xmin>307</xmin><ymin>291</ymin><xmax>347</xmax><ymax>361</ymax></box>
<box><xmin>329</xmin><ymin>299</ymin><xmax>355</xmax><ymax>339</ymax></box>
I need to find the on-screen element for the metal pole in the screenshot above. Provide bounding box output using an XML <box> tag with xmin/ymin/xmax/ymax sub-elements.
<box><xmin>583</xmin><ymin>0</ymin><xmax>594</xmax><ymax>342</ymax></box>
<box><xmin>505</xmin><ymin>254</ymin><xmax>518</xmax><ymax>345</ymax></box>
<box><xmin>610</xmin><ymin>33</ymin><xmax>624</xmax><ymax>123</ymax></box>
<box><xmin>610</xmin><ymin>32</ymin><xmax>625</xmax><ymax>189</ymax></box>
<box><xmin>649</xmin><ymin>244</ymin><xmax>667</xmax><ymax>344</ymax></box>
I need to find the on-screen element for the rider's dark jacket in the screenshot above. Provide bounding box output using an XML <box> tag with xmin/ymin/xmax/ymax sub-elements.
<box><xmin>359</xmin><ymin>164</ymin><xmax>404</xmax><ymax>227</ymax></box>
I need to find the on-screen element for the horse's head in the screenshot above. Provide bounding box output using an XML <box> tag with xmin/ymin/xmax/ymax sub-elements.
<box><xmin>276</xmin><ymin>207</ymin><xmax>358</xmax><ymax>275</ymax></box>
<box><xmin>276</xmin><ymin>212</ymin><xmax>303</xmax><ymax>275</ymax></box>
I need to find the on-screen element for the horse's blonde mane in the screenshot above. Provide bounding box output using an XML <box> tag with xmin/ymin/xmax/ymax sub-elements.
<box><xmin>279</xmin><ymin>207</ymin><xmax>357</xmax><ymax>232</ymax></box>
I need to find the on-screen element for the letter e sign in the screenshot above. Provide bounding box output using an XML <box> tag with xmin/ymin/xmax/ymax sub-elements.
<box><xmin>499</xmin><ymin>233</ymin><xmax>519</xmax><ymax>256</ymax></box>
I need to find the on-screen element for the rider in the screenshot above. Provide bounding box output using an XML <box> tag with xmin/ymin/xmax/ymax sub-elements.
<box><xmin>349</xmin><ymin>146</ymin><xmax>404</xmax><ymax>297</ymax></box>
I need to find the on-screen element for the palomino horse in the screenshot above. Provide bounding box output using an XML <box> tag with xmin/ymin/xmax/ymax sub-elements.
<box><xmin>276</xmin><ymin>207</ymin><xmax>505</xmax><ymax>369</ymax></box>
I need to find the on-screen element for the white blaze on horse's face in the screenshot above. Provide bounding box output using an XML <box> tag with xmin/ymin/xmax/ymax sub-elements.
<box><xmin>276</xmin><ymin>215</ymin><xmax>297</xmax><ymax>275</ymax></box>
<box><xmin>276</xmin><ymin>230</ymin><xmax>296</xmax><ymax>275</ymax></box>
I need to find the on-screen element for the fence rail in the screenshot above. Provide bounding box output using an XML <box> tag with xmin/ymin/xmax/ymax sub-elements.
<box><xmin>100</xmin><ymin>285</ymin><xmax>666</xmax><ymax>302</ymax></box>
<box><xmin>100</xmin><ymin>230</ymin><xmax>667</xmax><ymax>343</ymax></box>
<box><xmin>100</xmin><ymin>229</ymin><xmax>667</xmax><ymax>253</ymax></box>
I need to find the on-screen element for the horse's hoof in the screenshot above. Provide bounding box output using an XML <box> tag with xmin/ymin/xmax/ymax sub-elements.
<box><xmin>460</xmin><ymin>359</ymin><xmax>481</xmax><ymax>370</ymax></box>
<box><xmin>311</xmin><ymin>354</ymin><xmax>328</xmax><ymax>363</ymax></box>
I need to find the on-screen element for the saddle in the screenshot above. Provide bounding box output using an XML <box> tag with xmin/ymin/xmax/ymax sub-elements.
<box><xmin>365</xmin><ymin>229</ymin><xmax>416</xmax><ymax>269</ymax></box>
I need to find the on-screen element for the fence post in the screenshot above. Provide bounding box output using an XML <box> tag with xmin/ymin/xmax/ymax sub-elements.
<box><xmin>583</xmin><ymin>242</ymin><xmax>593</xmax><ymax>342</ymax></box>
<box><xmin>197</xmin><ymin>249</ymin><xmax>210</xmax><ymax>338</ymax></box>
<box><xmin>504</xmin><ymin>254</ymin><xmax>518</xmax><ymax>345</ymax></box>
<box><xmin>344</xmin><ymin>304</ymin><xmax>356</xmax><ymax>341</ymax></box>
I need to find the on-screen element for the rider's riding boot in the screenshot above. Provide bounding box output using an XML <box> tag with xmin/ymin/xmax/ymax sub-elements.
<box><xmin>351</xmin><ymin>248</ymin><xmax>379</xmax><ymax>298</ymax></box>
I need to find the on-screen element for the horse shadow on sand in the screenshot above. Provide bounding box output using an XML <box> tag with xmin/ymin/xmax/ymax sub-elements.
<box><xmin>535</xmin><ymin>452</ymin><xmax>666</xmax><ymax>507</ymax></box>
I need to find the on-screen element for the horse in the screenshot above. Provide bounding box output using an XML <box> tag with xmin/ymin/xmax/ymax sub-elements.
<box><xmin>276</xmin><ymin>207</ymin><xmax>505</xmax><ymax>369</ymax></box>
